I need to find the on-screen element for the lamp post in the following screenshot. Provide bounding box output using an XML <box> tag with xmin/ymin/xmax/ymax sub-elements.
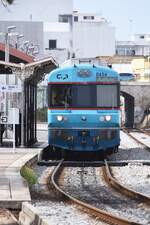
<box><xmin>22</xmin><ymin>41</ymin><xmax>29</xmax><ymax>53</ymax></box>
<box><xmin>15</xmin><ymin>34</ymin><xmax>24</xmax><ymax>49</ymax></box>
<box><xmin>5</xmin><ymin>27</ymin><xmax>17</xmax><ymax>136</ymax></box>
<box><xmin>1</xmin><ymin>26</ymin><xmax>16</xmax><ymax>137</ymax></box>
<box><xmin>5</xmin><ymin>26</ymin><xmax>16</xmax><ymax>62</ymax></box>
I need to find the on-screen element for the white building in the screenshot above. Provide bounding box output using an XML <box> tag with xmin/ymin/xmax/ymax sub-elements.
<box><xmin>116</xmin><ymin>34</ymin><xmax>150</xmax><ymax>56</ymax></box>
<box><xmin>44</xmin><ymin>10</ymin><xmax>116</xmax><ymax>62</ymax></box>
<box><xmin>72</xmin><ymin>12</ymin><xmax>115</xmax><ymax>58</ymax></box>
<box><xmin>44</xmin><ymin>22</ymin><xmax>71</xmax><ymax>63</ymax></box>
<box><xmin>44</xmin><ymin>0</ymin><xmax>73</xmax><ymax>22</ymax></box>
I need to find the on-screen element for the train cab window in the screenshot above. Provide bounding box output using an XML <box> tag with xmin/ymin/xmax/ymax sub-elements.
<box><xmin>72</xmin><ymin>85</ymin><xmax>96</xmax><ymax>107</ymax></box>
<box><xmin>49</xmin><ymin>85</ymin><xmax>72</xmax><ymax>108</ymax></box>
<box><xmin>48</xmin><ymin>84</ymin><xmax>119</xmax><ymax>109</ymax></box>
<box><xmin>97</xmin><ymin>85</ymin><xmax>119</xmax><ymax>107</ymax></box>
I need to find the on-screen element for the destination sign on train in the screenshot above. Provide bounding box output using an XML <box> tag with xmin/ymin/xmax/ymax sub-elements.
<box><xmin>96</xmin><ymin>76</ymin><xmax>118</xmax><ymax>81</ymax></box>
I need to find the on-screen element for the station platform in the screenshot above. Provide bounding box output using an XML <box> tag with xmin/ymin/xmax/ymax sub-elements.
<box><xmin>0</xmin><ymin>145</ymin><xmax>44</xmax><ymax>209</ymax></box>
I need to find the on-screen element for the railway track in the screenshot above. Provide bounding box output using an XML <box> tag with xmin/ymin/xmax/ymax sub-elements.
<box><xmin>137</xmin><ymin>129</ymin><xmax>150</xmax><ymax>137</ymax></box>
<box><xmin>103</xmin><ymin>159</ymin><xmax>150</xmax><ymax>204</ymax></box>
<box><xmin>50</xmin><ymin>159</ymin><xmax>144</xmax><ymax>225</ymax></box>
<box><xmin>122</xmin><ymin>128</ymin><xmax>150</xmax><ymax>151</ymax></box>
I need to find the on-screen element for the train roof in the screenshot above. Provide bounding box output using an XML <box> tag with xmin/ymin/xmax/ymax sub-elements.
<box><xmin>48</xmin><ymin>64</ymin><xmax>119</xmax><ymax>83</ymax></box>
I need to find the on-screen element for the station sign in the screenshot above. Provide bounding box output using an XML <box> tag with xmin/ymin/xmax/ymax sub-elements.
<box><xmin>8</xmin><ymin>108</ymin><xmax>19</xmax><ymax>124</ymax></box>
<box><xmin>0</xmin><ymin>85</ymin><xmax>22</xmax><ymax>93</ymax></box>
<box><xmin>0</xmin><ymin>116</ymin><xmax>8</xmax><ymax>124</ymax></box>
<box><xmin>0</xmin><ymin>108</ymin><xmax>19</xmax><ymax>125</ymax></box>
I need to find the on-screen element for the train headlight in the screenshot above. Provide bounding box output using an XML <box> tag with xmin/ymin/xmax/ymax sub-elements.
<box><xmin>57</xmin><ymin>115</ymin><xmax>64</xmax><ymax>121</ymax></box>
<box><xmin>105</xmin><ymin>115</ymin><xmax>112</xmax><ymax>121</ymax></box>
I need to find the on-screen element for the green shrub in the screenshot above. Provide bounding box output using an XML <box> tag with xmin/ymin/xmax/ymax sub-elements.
<box><xmin>20</xmin><ymin>166</ymin><xmax>37</xmax><ymax>186</ymax></box>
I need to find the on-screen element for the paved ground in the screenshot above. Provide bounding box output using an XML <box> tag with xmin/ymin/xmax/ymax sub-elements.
<box><xmin>0</xmin><ymin>147</ymin><xmax>41</xmax><ymax>209</ymax></box>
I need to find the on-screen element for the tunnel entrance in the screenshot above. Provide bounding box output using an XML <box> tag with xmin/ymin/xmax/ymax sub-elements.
<box><xmin>120</xmin><ymin>91</ymin><xmax>134</xmax><ymax>128</ymax></box>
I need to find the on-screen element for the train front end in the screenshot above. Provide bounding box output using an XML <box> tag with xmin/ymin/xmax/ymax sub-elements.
<box><xmin>48</xmin><ymin>64</ymin><xmax>120</xmax><ymax>153</ymax></box>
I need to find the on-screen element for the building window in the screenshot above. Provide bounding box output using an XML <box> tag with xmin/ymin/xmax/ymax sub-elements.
<box><xmin>74</xmin><ymin>16</ymin><xmax>78</xmax><ymax>22</ymax></box>
<box><xmin>140</xmin><ymin>35</ymin><xmax>145</xmax><ymax>39</ymax></box>
<box><xmin>83</xmin><ymin>16</ymin><xmax>94</xmax><ymax>20</ymax></box>
<box><xmin>59</xmin><ymin>15</ymin><xmax>69</xmax><ymax>23</ymax></box>
<box><xmin>49</xmin><ymin>40</ymin><xmax>56</xmax><ymax>49</ymax></box>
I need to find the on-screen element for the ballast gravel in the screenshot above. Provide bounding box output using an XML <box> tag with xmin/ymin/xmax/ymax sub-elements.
<box><xmin>31</xmin><ymin>166</ymin><xmax>108</xmax><ymax>225</ymax></box>
<box><xmin>30</xmin><ymin>130</ymin><xmax>150</xmax><ymax>224</ymax></box>
<box><xmin>32</xmin><ymin>201</ymin><xmax>108</xmax><ymax>225</ymax></box>
<box><xmin>112</xmin><ymin>164</ymin><xmax>150</xmax><ymax>197</ymax></box>
<box><xmin>108</xmin><ymin>131</ymin><xmax>150</xmax><ymax>161</ymax></box>
<box><xmin>60</xmin><ymin>167</ymin><xmax>150</xmax><ymax>224</ymax></box>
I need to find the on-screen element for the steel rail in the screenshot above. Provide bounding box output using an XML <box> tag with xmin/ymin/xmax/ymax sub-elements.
<box><xmin>50</xmin><ymin>159</ymin><xmax>141</xmax><ymax>225</ymax></box>
<box><xmin>103</xmin><ymin>159</ymin><xmax>150</xmax><ymax>205</ymax></box>
<box><xmin>126</xmin><ymin>128</ymin><xmax>150</xmax><ymax>137</ymax></box>
<box><xmin>137</xmin><ymin>129</ymin><xmax>150</xmax><ymax>137</ymax></box>
<box><xmin>122</xmin><ymin>128</ymin><xmax>150</xmax><ymax>151</ymax></box>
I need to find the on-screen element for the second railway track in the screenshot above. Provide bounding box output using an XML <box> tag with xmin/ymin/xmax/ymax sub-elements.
<box><xmin>122</xmin><ymin>128</ymin><xmax>150</xmax><ymax>151</ymax></box>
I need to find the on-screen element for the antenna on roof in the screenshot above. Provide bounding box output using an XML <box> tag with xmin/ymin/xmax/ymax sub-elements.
<box><xmin>108</xmin><ymin>64</ymin><xmax>112</xmax><ymax>69</ymax></box>
<box><xmin>74</xmin><ymin>64</ymin><xmax>77</xmax><ymax>68</ymax></box>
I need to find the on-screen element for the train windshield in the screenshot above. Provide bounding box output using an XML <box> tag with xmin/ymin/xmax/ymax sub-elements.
<box><xmin>48</xmin><ymin>84</ymin><xmax>119</xmax><ymax>108</ymax></box>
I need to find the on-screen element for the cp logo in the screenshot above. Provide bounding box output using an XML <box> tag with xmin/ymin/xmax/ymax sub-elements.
<box><xmin>57</xmin><ymin>74</ymin><xmax>68</xmax><ymax>80</ymax></box>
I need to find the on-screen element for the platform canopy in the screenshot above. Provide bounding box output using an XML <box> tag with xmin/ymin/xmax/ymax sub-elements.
<box><xmin>0</xmin><ymin>43</ymin><xmax>34</xmax><ymax>63</ymax></box>
<box><xmin>0</xmin><ymin>57</ymin><xmax>58</xmax><ymax>84</ymax></box>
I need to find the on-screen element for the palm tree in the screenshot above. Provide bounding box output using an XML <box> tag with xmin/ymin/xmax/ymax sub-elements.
<box><xmin>1</xmin><ymin>0</ymin><xmax>15</xmax><ymax>7</ymax></box>
<box><xmin>6</xmin><ymin>0</ymin><xmax>14</xmax><ymax>3</ymax></box>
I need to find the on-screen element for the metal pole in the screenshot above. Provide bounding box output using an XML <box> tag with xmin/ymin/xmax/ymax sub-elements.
<box><xmin>20</xmin><ymin>79</ymin><xmax>25</xmax><ymax>147</ymax></box>
<box><xmin>5</xmin><ymin>32</ymin><xmax>9</xmax><ymax>138</ymax></box>
<box><xmin>4</xmin><ymin>26</ymin><xmax>16</xmax><ymax>138</ymax></box>
<box><xmin>13</xmin><ymin>110</ymin><xmax>15</xmax><ymax>153</ymax></box>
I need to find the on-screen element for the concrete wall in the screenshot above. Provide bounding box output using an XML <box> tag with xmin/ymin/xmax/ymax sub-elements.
<box><xmin>0</xmin><ymin>0</ymin><xmax>73</xmax><ymax>22</ymax></box>
<box><xmin>44</xmin><ymin>23</ymin><xmax>71</xmax><ymax>50</ymax></box>
<box><xmin>43</xmin><ymin>13</ymin><xmax>115</xmax><ymax>61</ymax></box>
<box><xmin>121</xmin><ymin>82</ymin><xmax>150</xmax><ymax>125</ymax></box>
<box><xmin>73</xmin><ymin>22</ymin><xmax>115</xmax><ymax>58</ymax></box>
<box><xmin>42</xmin><ymin>0</ymin><xmax>73</xmax><ymax>22</ymax></box>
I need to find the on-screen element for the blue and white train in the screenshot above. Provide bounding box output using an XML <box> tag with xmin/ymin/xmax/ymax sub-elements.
<box><xmin>48</xmin><ymin>64</ymin><xmax>120</xmax><ymax>154</ymax></box>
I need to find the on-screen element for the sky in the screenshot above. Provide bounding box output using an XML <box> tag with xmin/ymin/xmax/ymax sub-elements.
<box><xmin>0</xmin><ymin>0</ymin><xmax>150</xmax><ymax>40</ymax></box>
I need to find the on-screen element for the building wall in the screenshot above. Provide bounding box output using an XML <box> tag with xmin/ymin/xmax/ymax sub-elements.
<box><xmin>73</xmin><ymin>22</ymin><xmax>115</xmax><ymax>58</ymax></box>
<box><xmin>43</xmin><ymin>0</ymin><xmax>73</xmax><ymax>22</ymax></box>
<box><xmin>0</xmin><ymin>0</ymin><xmax>73</xmax><ymax>22</ymax></box>
<box><xmin>44</xmin><ymin>23</ymin><xmax>71</xmax><ymax>50</ymax></box>
<box><xmin>0</xmin><ymin>21</ymin><xmax>44</xmax><ymax>56</ymax></box>
<box><xmin>43</xmin><ymin>12</ymin><xmax>115</xmax><ymax>61</ymax></box>
<box><xmin>44</xmin><ymin>22</ymin><xmax>71</xmax><ymax>63</ymax></box>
